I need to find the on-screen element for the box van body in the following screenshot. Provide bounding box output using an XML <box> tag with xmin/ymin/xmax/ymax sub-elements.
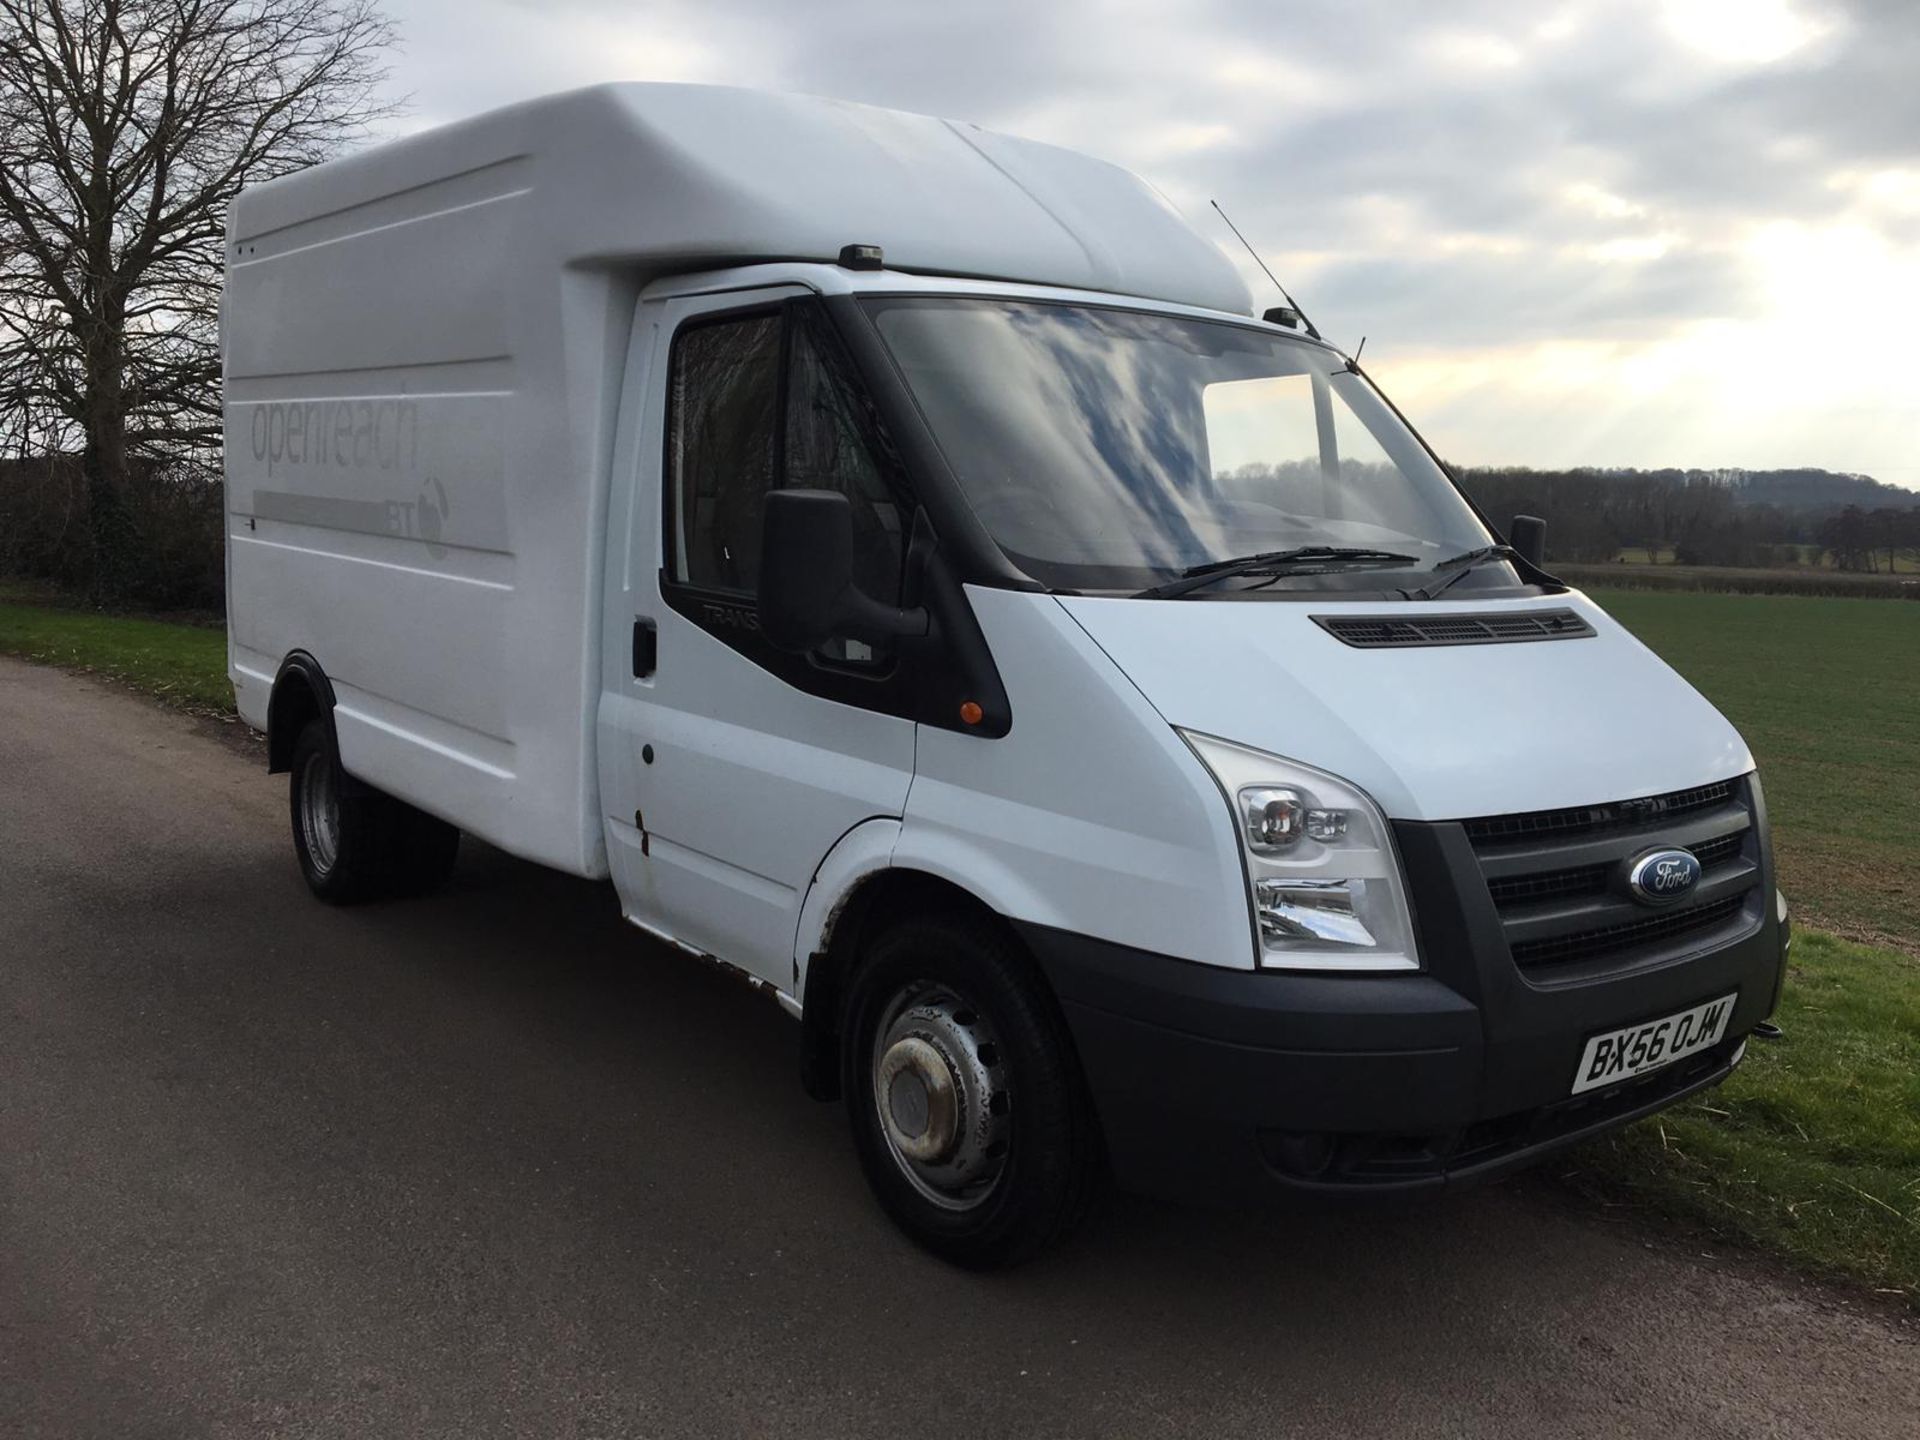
<box><xmin>225</xmin><ymin>84</ymin><xmax>1789</xmax><ymax>1264</ymax></box>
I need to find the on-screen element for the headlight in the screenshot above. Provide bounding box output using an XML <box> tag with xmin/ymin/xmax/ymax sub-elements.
<box><xmin>1183</xmin><ymin>731</ymin><xmax>1418</xmax><ymax>973</ymax></box>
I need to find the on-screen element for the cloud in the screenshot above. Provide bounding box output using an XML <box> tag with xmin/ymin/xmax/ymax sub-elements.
<box><xmin>367</xmin><ymin>0</ymin><xmax>1920</xmax><ymax>479</ymax></box>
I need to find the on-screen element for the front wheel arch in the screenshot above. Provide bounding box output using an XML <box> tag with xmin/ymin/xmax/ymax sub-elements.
<box><xmin>800</xmin><ymin>867</ymin><xmax>1071</xmax><ymax>1101</ymax></box>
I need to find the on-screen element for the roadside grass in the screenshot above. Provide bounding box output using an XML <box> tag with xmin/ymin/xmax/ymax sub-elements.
<box><xmin>1571</xmin><ymin>588</ymin><xmax>1920</xmax><ymax>1305</ymax></box>
<box><xmin>1590</xmin><ymin>588</ymin><xmax>1920</xmax><ymax>956</ymax></box>
<box><xmin>1555</xmin><ymin>931</ymin><xmax>1920</xmax><ymax>1301</ymax></box>
<box><xmin>0</xmin><ymin>595</ymin><xmax>233</xmax><ymax>714</ymax></box>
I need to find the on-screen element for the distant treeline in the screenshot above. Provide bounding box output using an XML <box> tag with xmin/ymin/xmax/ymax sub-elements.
<box><xmin>1451</xmin><ymin>466</ymin><xmax>1920</xmax><ymax>571</ymax></box>
<box><xmin>3</xmin><ymin>454</ymin><xmax>1917</xmax><ymax>616</ymax></box>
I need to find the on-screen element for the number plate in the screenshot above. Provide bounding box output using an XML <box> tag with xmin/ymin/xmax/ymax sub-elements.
<box><xmin>1571</xmin><ymin>993</ymin><xmax>1736</xmax><ymax>1095</ymax></box>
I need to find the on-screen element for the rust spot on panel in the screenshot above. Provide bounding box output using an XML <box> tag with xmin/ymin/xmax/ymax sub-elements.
<box><xmin>691</xmin><ymin>950</ymin><xmax>784</xmax><ymax>1006</ymax></box>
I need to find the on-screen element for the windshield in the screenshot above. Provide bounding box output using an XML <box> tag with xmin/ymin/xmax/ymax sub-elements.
<box><xmin>864</xmin><ymin>297</ymin><xmax>1498</xmax><ymax>593</ymax></box>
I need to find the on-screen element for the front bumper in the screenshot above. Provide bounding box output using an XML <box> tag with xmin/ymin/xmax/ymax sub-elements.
<box><xmin>1019</xmin><ymin>804</ymin><xmax>1789</xmax><ymax>1205</ymax></box>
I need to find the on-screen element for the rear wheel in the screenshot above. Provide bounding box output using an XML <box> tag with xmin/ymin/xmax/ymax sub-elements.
<box><xmin>289</xmin><ymin>719</ymin><xmax>459</xmax><ymax>903</ymax></box>
<box><xmin>842</xmin><ymin>912</ymin><xmax>1102</xmax><ymax>1268</ymax></box>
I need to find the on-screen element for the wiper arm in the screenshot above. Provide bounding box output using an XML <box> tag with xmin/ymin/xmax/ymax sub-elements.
<box><xmin>1410</xmin><ymin>543</ymin><xmax>1519</xmax><ymax>602</ymax></box>
<box><xmin>1134</xmin><ymin>546</ymin><xmax>1419</xmax><ymax>600</ymax></box>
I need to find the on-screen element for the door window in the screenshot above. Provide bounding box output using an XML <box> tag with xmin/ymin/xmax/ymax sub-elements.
<box><xmin>667</xmin><ymin>302</ymin><xmax>907</xmax><ymax>664</ymax></box>
<box><xmin>669</xmin><ymin>312</ymin><xmax>782</xmax><ymax>592</ymax></box>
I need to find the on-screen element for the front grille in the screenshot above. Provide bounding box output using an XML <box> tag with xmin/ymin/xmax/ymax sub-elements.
<box><xmin>1487</xmin><ymin>863</ymin><xmax>1610</xmax><ymax>908</ymax></box>
<box><xmin>1313</xmin><ymin>608</ymin><xmax>1594</xmax><ymax>649</ymax></box>
<box><xmin>1509</xmin><ymin>894</ymin><xmax>1746</xmax><ymax>968</ymax></box>
<box><xmin>1486</xmin><ymin>828</ymin><xmax>1749</xmax><ymax>911</ymax></box>
<box><xmin>1462</xmin><ymin>776</ymin><xmax>1761</xmax><ymax>974</ymax></box>
<box><xmin>1689</xmin><ymin>831</ymin><xmax>1744</xmax><ymax>869</ymax></box>
<box><xmin>1465</xmin><ymin>779</ymin><xmax>1735</xmax><ymax>847</ymax></box>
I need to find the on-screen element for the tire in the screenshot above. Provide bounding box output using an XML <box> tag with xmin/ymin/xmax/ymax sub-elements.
<box><xmin>841</xmin><ymin>911</ymin><xmax>1103</xmax><ymax>1268</ymax></box>
<box><xmin>288</xmin><ymin>719</ymin><xmax>460</xmax><ymax>903</ymax></box>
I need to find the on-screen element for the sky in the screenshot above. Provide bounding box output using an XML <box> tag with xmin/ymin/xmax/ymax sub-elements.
<box><xmin>371</xmin><ymin>0</ymin><xmax>1919</xmax><ymax>484</ymax></box>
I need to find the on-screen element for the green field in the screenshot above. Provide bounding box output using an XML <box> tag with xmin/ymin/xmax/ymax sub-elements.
<box><xmin>1562</xmin><ymin>562</ymin><xmax>1919</xmax><ymax>601</ymax></box>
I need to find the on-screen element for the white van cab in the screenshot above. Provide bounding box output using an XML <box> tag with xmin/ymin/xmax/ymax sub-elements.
<box><xmin>224</xmin><ymin>84</ymin><xmax>1790</xmax><ymax>1265</ymax></box>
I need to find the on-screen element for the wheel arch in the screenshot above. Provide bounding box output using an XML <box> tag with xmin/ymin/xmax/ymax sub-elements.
<box><xmin>798</xmin><ymin>861</ymin><xmax>1053</xmax><ymax>1104</ymax></box>
<box><xmin>266</xmin><ymin>651</ymin><xmax>338</xmax><ymax>775</ymax></box>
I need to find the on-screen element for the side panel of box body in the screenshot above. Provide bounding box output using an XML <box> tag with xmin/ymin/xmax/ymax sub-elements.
<box><xmin>223</xmin><ymin>141</ymin><xmax>624</xmax><ymax>879</ymax></box>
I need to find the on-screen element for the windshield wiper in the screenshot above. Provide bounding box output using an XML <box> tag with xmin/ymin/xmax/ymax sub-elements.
<box><xmin>1409</xmin><ymin>543</ymin><xmax>1519</xmax><ymax>602</ymax></box>
<box><xmin>1134</xmin><ymin>547</ymin><xmax>1419</xmax><ymax>600</ymax></box>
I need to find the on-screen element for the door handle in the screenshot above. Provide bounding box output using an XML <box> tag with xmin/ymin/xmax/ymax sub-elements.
<box><xmin>632</xmin><ymin>617</ymin><xmax>657</xmax><ymax>678</ymax></box>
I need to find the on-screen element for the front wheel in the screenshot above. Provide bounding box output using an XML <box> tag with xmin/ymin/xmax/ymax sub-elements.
<box><xmin>842</xmin><ymin>913</ymin><xmax>1103</xmax><ymax>1268</ymax></box>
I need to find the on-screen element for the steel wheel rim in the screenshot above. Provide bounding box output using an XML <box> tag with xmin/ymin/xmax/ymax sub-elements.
<box><xmin>870</xmin><ymin>981</ymin><xmax>1011</xmax><ymax>1213</ymax></box>
<box><xmin>300</xmin><ymin>750</ymin><xmax>341</xmax><ymax>875</ymax></box>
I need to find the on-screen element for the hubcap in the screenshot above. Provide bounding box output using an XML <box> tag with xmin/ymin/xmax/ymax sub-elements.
<box><xmin>870</xmin><ymin>984</ymin><xmax>1010</xmax><ymax>1211</ymax></box>
<box><xmin>300</xmin><ymin>751</ymin><xmax>341</xmax><ymax>875</ymax></box>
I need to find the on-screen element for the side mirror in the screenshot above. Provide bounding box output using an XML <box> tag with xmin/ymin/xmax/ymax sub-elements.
<box><xmin>1508</xmin><ymin>514</ymin><xmax>1547</xmax><ymax>568</ymax></box>
<box><xmin>758</xmin><ymin>489</ymin><xmax>930</xmax><ymax>654</ymax></box>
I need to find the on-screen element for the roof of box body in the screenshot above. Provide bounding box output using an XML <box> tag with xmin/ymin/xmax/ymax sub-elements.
<box><xmin>229</xmin><ymin>82</ymin><xmax>1253</xmax><ymax>317</ymax></box>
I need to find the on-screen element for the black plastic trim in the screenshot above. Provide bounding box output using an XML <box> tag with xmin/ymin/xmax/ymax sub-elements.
<box><xmin>265</xmin><ymin>650</ymin><xmax>338</xmax><ymax>775</ymax></box>
<box><xmin>1312</xmin><ymin>608</ymin><xmax>1594</xmax><ymax>648</ymax></box>
<box><xmin>1022</xmin><ymin>921</ymin><xmax>1480</xmax><ymax>1054</ymax></box>
<box><xmin>631</xmin><ymin>617</ymin><xmax>657</xmax><ymax>678</ymax></box>
<box><xmin>1464</xmin><ymin>778</ymin><xmax>1741</xmax><ymax>847</ymax></box>
<box><xmin>1508</xmin><ymin>892</ymin><xmax>1751</xmax><ymax>968</ymax></box>
<box><xmin>1453</xmin><ymin>774</ymin><xmax>1767</xmax><ymax>977</ymax></box>
<box><xmin>1472</xmin><ymin>802</ymin><xmax>1749</xmax><ymax>878</ymax></box>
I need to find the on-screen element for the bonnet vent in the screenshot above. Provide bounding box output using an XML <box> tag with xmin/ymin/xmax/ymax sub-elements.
<box><xmin>1313</xmin><ymin>608</ymin><xmax>1595</xmax><ymax>649</ymax></box>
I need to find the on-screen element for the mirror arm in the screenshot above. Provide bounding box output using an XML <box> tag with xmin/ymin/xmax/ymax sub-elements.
<box><xmin>836</xmin><ymin>586</ymin><xmax>930</xmax><ymax>645</ymax></box>
<box><xmin>901</xmin><ymin>506</ymin><xmax>938</xmax><ymax>610</ymax></box>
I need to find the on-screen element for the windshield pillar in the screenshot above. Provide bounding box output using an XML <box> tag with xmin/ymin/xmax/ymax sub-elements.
<box><xmin>1312</xmin><ymin>372</ymin><xmax>1341</xmax><ymax>519</ymax></box>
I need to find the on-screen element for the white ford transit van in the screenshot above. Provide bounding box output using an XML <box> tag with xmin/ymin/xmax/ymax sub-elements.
<box><xmin>224</xmin><ymin>84</ymin><xmax>1790</xmax><ymax>1265</ymax></box>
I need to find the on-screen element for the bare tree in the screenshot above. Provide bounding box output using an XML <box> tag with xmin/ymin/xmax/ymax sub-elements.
<box><xmin>0</xmin><ymin>0</ymin><xmax>395</xmax><ymax>597</ymax></box>
<box><xmin>1819</xmin><ymin>505</ymin><xmax>1875</xmax><ymax>573</ymax></box>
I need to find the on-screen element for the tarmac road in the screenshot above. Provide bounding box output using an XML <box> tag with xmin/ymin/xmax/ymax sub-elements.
<box><xmin>2</xmin><ymin>656</ymin><xmax>1914</xmax><ymax>1439</ymax></box>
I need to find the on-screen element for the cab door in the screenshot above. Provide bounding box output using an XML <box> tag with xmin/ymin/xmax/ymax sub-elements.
<box><xmin>598</xmin><ymin>287</ymin><xmax>918</xmax><ymax>996</ymax></box>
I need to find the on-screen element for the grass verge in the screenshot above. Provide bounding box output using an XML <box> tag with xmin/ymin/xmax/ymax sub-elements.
<box><xmin>1556</xmin><ymin>930</ymin><xmax>1920</xmax><ymax>1303</ymax></box>
<box><xmin>1572</xmin><ymin>589</ymin><xmax>1920</xmax><ymax>1303</ymax></box>
<box><xmin>0</xmin><ymin>597</ymin><xmax>233</xmax><ymax>714</ymax></box>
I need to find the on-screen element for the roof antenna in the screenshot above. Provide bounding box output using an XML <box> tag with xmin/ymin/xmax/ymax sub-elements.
<box><xmin>1211</xmin><ymin>199</ymin><xmax>1322</xmax><ymax>341</ymax></box>
<box><xmin>1352</xmin><ymin>336</ymin><xmax>1366</xmax><ymax>366</ymax></box>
